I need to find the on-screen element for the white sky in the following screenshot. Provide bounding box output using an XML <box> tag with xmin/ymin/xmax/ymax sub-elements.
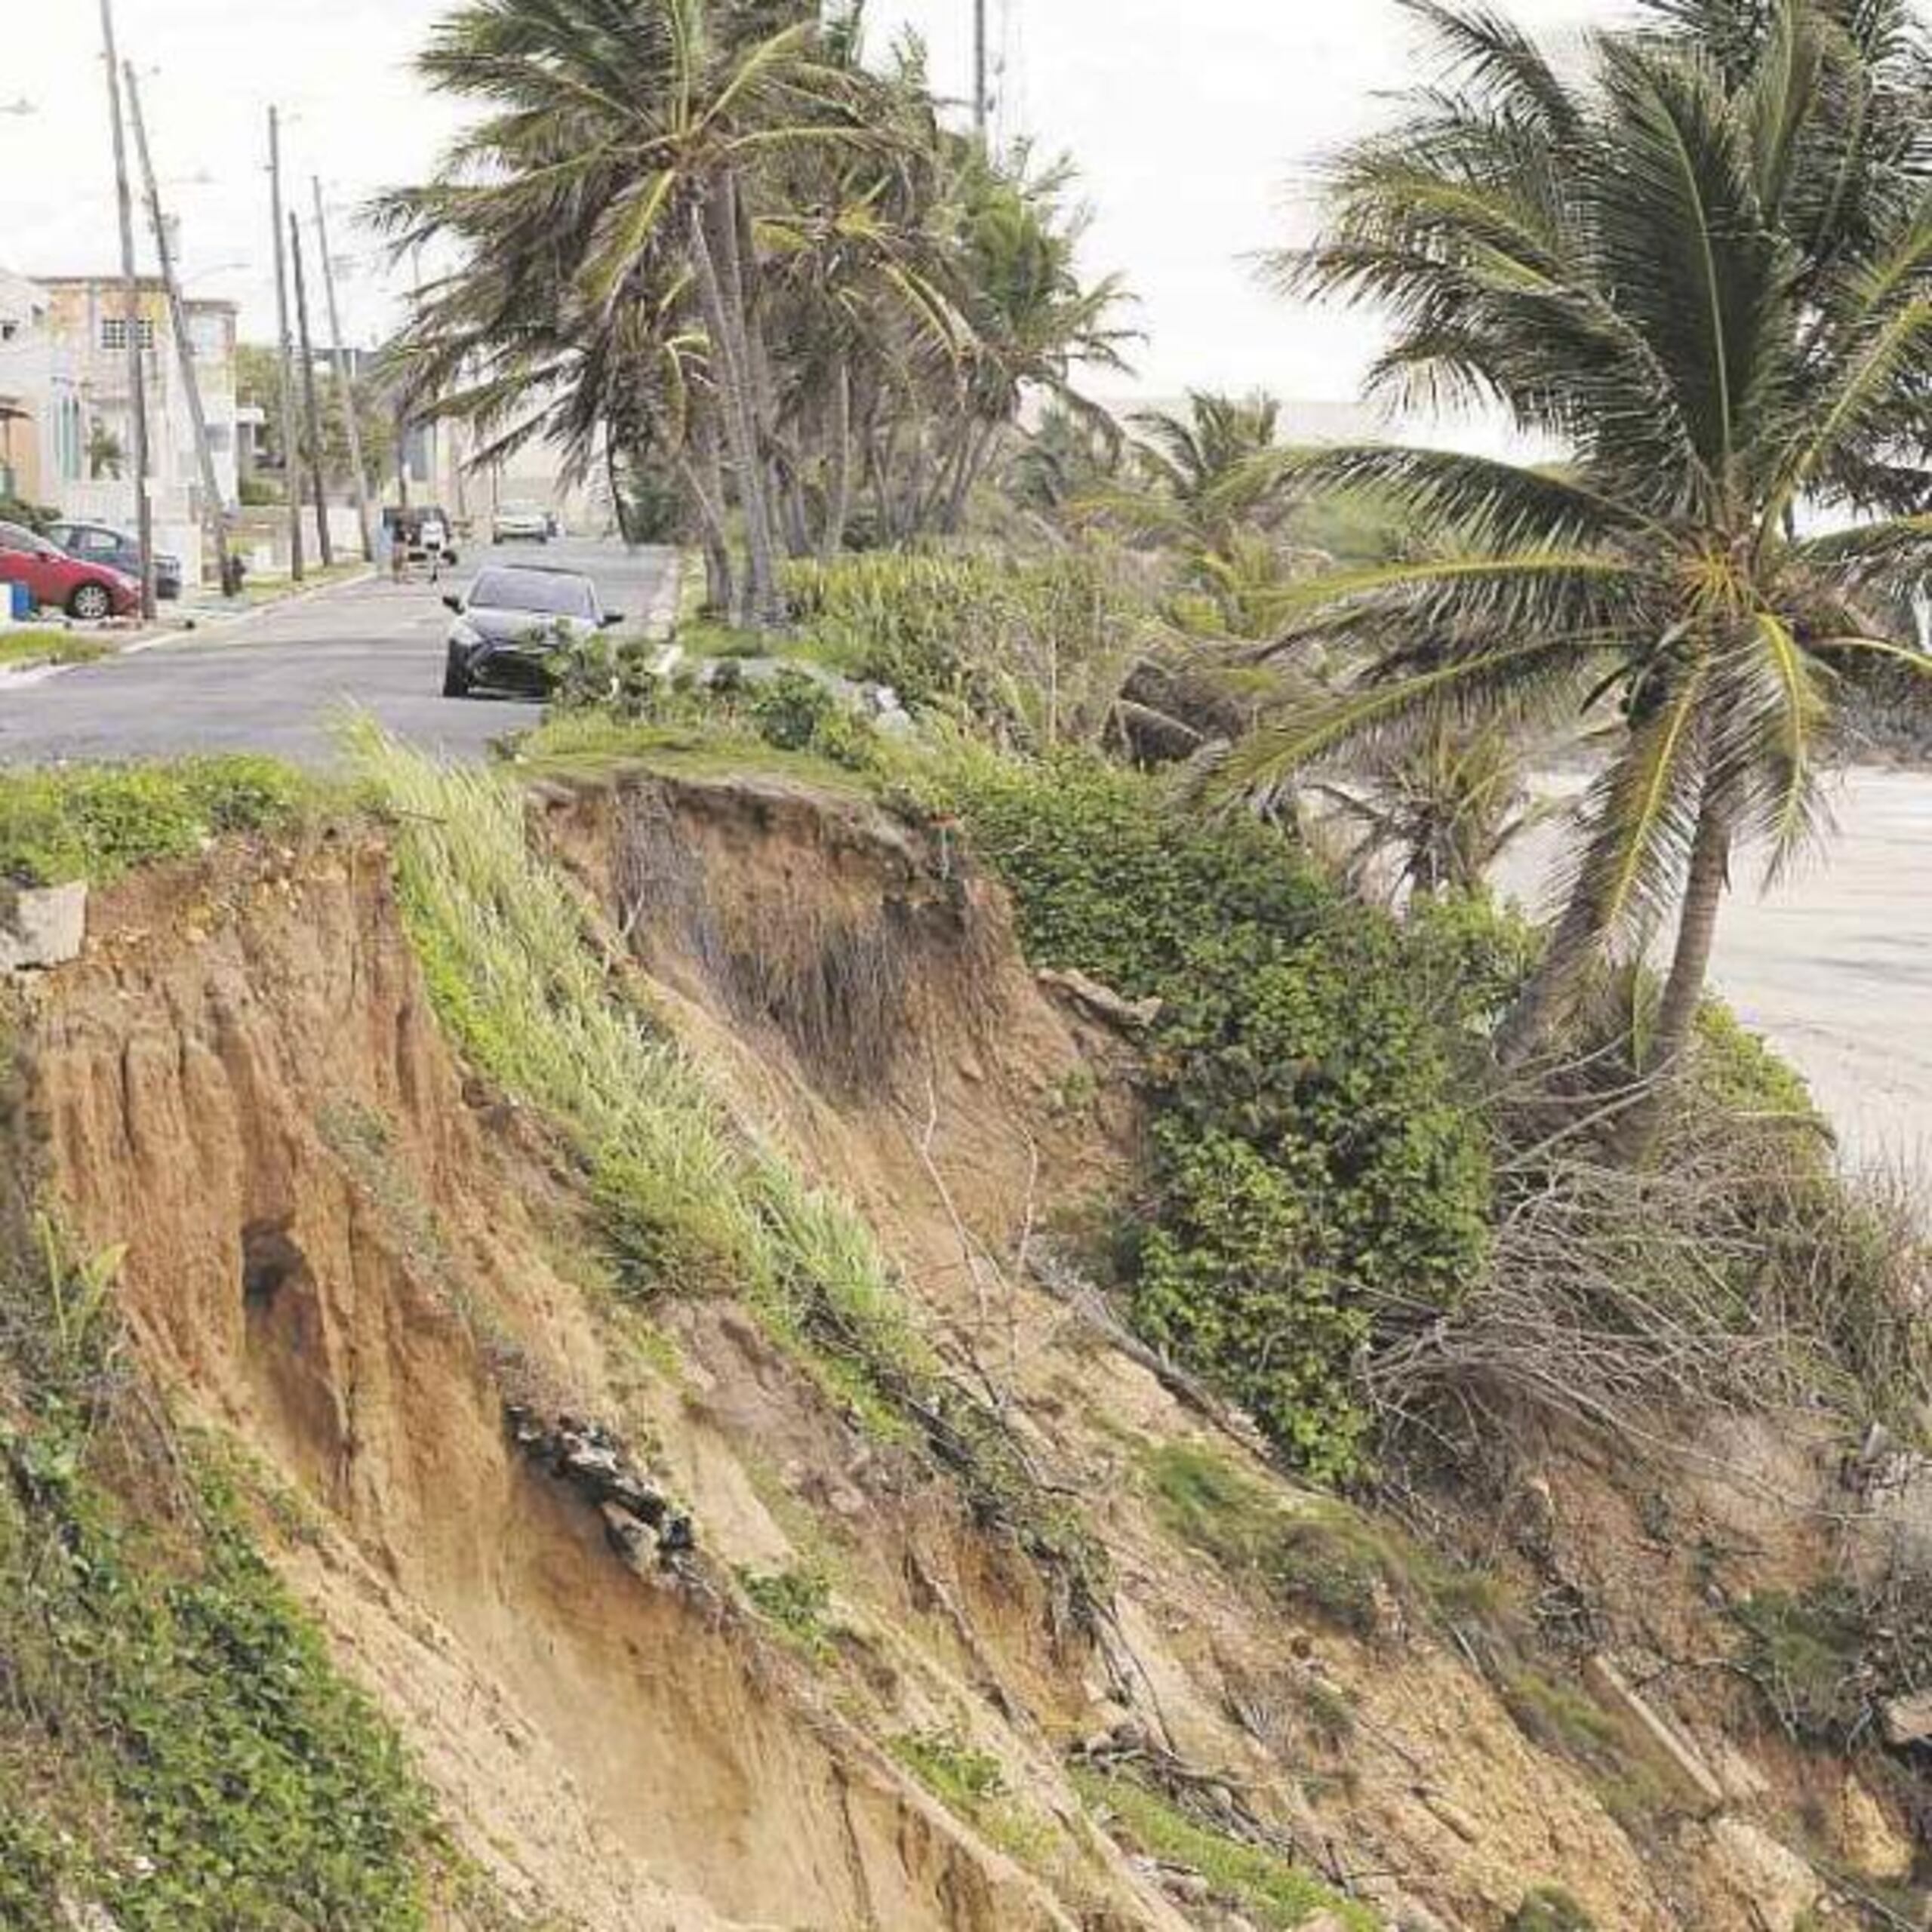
<box><xmin>0</xmin><ymin>0</ymin><xmax>1632</xmax><ymax>403</ymax></box>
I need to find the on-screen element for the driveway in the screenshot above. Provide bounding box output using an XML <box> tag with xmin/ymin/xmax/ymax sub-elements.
<box><xmin>1504</xmin><ymin>767</ymin><xmax>1932</xmax><ymax>1174</ymax></box>
<box><xmin>0</xmin><ymin>537</ymin><xmax>677</xmax><ymax>770</ymax></box>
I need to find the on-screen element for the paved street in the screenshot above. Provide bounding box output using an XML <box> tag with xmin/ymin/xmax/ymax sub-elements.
<box><xmin>0</xmin><ymin>537</ymin><xmax>676</xmax><ymax>769</ymax></box>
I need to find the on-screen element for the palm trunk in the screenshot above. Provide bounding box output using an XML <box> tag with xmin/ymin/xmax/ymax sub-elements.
<box><xmin>675</xmin><ymin>414</ymin><xmax>734</xmax><ymax>621</ymax></box>
<box><xmin>822</xmin><ymin>362</ymin><xmax>854</xmax><ymax>564</ymax></box>
<box><xmin>689</xmin><ymin>190</ymin><xmax>780</xmax><ymax>627</ymax></box>
<box><xmin>1614</xmin><ymin>785</ymin><xmax>1732</xmax><ymax>1158</ymax></box>
<box><xmin>943</xmin><ymin>419</ymin><xmax>995</xmax><ymax>533</ymax></box>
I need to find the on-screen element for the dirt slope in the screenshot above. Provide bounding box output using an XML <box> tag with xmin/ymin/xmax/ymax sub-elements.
<box><xmin>11</xmin><ymin>774</ymin><xmax>1921</xmax><ymax>1930</ymax></box>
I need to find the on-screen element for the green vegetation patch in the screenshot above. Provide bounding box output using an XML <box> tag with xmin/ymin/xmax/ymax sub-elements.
<box><xmin>0</xmin><ymin>755</ymin><xmax>309</xmax><ymax>888</ymax></box>
<box><xmin>1729</xmin><ymin>1583</ymin><xmax>1908</xmax><ymax>1747</ymax></box>
<box><xmin>783</xmin><ymin>549</ymin><xmax>1153</xmax><ymax>749</ymax></box>
<box><xmin>1071</xmin><ymin>1765</ymin><xmax>1380</xmax><ymax>1930</ymax></box>
<box><xmin>1142</xmin><ymin>1441</ymin><xmax>1500</xmax><ymax>1639</ymax></box>
<box><xmin>0</xmin><ymin>1221</ymin><xmax>437</xmax><ymax>1928</ymax></box>
<box><xmin>737</xmin><ymin>1564</ymin><xmax>837</xmax><ymax>1660</ymax></box>
<box><xmin>932</xmin><ymin>749</ymin><xmax>1503</xmax><ymax>1481</ymax></box>
<box><xmin>0</xmin><ymin>629</ymin><xmax>112</xmax><ymax>671</ymax></box>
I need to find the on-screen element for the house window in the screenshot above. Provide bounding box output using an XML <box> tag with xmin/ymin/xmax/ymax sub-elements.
<box><xmin>56</xmin><ymin>395</ymin><xmax>85</xmax><ymax>483</ymax></box>
<box><xmin>100</xmin><ymin>315</ymin><xmax>157</xmax><ymax>353</ymax></box>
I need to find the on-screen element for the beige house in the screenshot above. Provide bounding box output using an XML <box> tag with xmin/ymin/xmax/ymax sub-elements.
<box><xmin>23</xmin><ymin>275</ymin><xmax>242</xmax><ymax>585</ymax></box>
<box><xmin>0</xmin><ymin>266</ymin><xmax>74</xmax><ymax>506</ymax></box>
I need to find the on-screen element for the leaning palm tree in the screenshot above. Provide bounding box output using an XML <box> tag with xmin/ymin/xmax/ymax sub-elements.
<box><xmin>383</xmin><ymin>0</ymin><xmax>869</xmax><ymax>627</ymax></box>
<box><xmin>1233</xmin><ymin>0</ymin><xmax>1932</xmax><ymax>1143</ymax></box>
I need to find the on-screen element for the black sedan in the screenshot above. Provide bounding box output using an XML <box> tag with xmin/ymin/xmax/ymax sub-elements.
<box><xmin>441</xmin><ymin>564</ymin><xmax>623</xmax><ymax>698</ymax></box>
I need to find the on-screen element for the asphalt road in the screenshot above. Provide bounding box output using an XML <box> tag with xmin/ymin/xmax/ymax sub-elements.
<box><xmin>0</xmin><ymin>537</ymin><xmax>677</xmax><ymax>770</ymax></box>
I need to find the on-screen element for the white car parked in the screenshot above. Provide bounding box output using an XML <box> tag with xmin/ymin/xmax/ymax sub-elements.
<box><xmin>492</xmin><ymin>502</ymin><xmax>552</xmax><ymax>544</ymax></box>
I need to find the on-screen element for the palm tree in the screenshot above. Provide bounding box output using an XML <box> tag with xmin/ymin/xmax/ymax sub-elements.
<box><xmin>383</xmin><ymin>0</ymin><xmax>869</xmax><ymax>627</ymax></box>
<box><xmin>1233</xmin><ymin>0</ymin><xmax>1932</xmax><ymax>1144</ymax></box>
<box><xmin>1075</xmin><ymin>392</ymin><xmax>1309</xmax><ymax>633</ymax></box>
<box><xmin>1307</xmin><ymin>718</ymin><xmax>1552</xmax><ymax>902</ymax></box>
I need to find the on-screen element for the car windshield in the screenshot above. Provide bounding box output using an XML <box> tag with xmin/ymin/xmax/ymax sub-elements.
<box><xmin>0</xmin><ymin>523</ymin><xmax>44</xmax><ymax>554</ymax></box>
<box><xmin>469</xmin><ymin>569</ymin><xmax>595</xmax><ymax>618</ymax></box>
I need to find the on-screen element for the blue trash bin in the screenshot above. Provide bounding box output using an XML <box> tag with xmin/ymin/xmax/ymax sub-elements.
<box><xmin>5</xmin><ymin>581</ymin><xmax>29</xmax><ymax>622</ymax></box>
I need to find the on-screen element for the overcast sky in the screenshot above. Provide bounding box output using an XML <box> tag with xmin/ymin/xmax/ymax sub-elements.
<box><xmin>0</xmin><ymin>0</ymin><xmax>1632</xmax><ymax>405</ymax></box>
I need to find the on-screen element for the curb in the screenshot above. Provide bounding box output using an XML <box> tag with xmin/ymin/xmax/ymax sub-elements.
<box><xmin>123</xmin><ymin>566</ymin><xmax>378</xmax><ymax>655</ymax></box>
<box><xmin>0</xmin><ymin>568</ymin><xmax>381</xmax><ymax>687</ymax></box>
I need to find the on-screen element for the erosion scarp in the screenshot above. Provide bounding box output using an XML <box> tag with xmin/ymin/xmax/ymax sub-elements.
<box><xmin>0</xmin><ymin>767</ymin><xmax>1920</xmax><ymax>1931</ymax></box>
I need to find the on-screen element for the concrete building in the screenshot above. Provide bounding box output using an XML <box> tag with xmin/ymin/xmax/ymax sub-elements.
<box><xmin>29</xmin><ymin>275</ymin><xmax>241</xmax><ymax>586</ymax></box>
<box><xmin>0</xmin><ymin>266</ymin><xmax>75</xmax><ymax>508</ymax></box>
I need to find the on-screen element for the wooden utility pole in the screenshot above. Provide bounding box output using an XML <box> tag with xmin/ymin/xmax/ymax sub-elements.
<box><xmin>125</xmin><ymin>66</ymin><xmax>236</xmax><ymax>599</ymax></box>
<box><xmin>98</xmin><ymin>0</ymin><xmax>155</xmax><ymax>620</ymax></box>
<box><xmin>268</xmin><ymin>106</ymin><xmax>304</xmax><ymax>581</ymax></box>
<box><xmin>288</xmin><ymin>212</ymin><xmax>334</xmax><ymax>568</ymax></box>
<box><xmin>974</xmin><ymin>0</ymin><xmax>989</xmax><ymax>146</ymax></box>
<box><xmin>312</xmin><ymin>180</ymin><xmax>374</xmax><ymax>562</ymax></box>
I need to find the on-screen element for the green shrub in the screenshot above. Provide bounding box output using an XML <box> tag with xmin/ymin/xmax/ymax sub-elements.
<box><xmin>0</xmin><ymin>756</ymin><xmax>308</xmax><ymax>887</ymax></box>
<box><xmin>748</xmin><ymin>666</ymin><xmax>841</xmax><ymax>752</ymax></box>
<box><xmin>1731</xmin><ymin>1585</ymin><xmax>1886</xmax><ymax>1746</ymax></box>
<box><xmin>738</xmin><ymin>1564</ymin><xmax>836</xmax><ymax>1659</ymax></box>
<box><xmin>889</xmin><ymin>1728</ymin><xmax>1008</xmax><ymax>1813</ymax></box>
<box><xmin>784</xmin><ymin>548</ymin><xmax>1155</xmax><ymax>749</ymax></box>
<box><xmin>937</xmin><ymin>752</ymin><xmax>1500</xmax><ymax>1480</ymax></box>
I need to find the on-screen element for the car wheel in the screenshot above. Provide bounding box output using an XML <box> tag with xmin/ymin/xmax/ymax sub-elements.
<box><xmin>442</xmin><ymin>643</ymin><xmax>473</xmax><ymax>699</ymax></box>
<box><xmin>68</xmin><ymin>583</ymin><xmax>113</xmax><ymax>622</ymax></box>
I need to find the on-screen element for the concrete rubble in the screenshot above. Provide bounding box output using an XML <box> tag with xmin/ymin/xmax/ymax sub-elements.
<box><xmin>0</xmin><ymin>881</ymin><xmax>87</xmax><ymax>973</ymax></box>
<box><xmin>506</xmin><ymin>1407</ymin><xmax>694</xmax><ymax>1567</ymax></box>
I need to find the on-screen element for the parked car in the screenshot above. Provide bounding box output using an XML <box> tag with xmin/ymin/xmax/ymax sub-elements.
<box><xmin>491</xmin><ymin>501</ymin><xmax>552</xmax><ymax>544</ymax></box>
<box><xmin>441</xmin><ymin>564</ymin><xmax>623</xmax><ymax>698</ymax></box>
<box><xmin>45</xmin><ymin>521</ymin><xmax>183</xmax><ymax>601</ymax></box>
<box><xmin>0</xmin><ymin>520</ymin><xmax>140</xmax><ymax>621</ymax></box>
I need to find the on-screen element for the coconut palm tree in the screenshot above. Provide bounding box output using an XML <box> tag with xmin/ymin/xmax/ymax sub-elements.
<box><xmin>383</xmin><ymin>0</ymin><xmax>872</xmax><ymax>627</ymax></box>
<box><xmin>1235</xmin><ymin>0</ymin><xmax>1932</xmax><ymax>1144</ymax></box>
<box><xmin>1075</xmin><ymin>391</ymin><xmax>1312</xmax><ymax>632</ymax></box>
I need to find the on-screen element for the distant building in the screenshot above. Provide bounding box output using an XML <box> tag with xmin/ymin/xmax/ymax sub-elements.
<box><xmin>26</xmin><ymin>275</ymin><xmax>241</xmax><ymax>586</ymax></box>
<box><xmin>0</xmin><ymin>266</ymin><xmax>75</xmax><ymax>508</ymax></box>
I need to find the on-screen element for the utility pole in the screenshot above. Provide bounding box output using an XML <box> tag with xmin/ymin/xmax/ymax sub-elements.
<box><xmin>288</xmin><ymin>212</ymin><xmax>334</xmax><ymax>568</ymax></box>
<box><xmin>974</xmin><ymin>0</ymin><xmax>989</xmax><ymax>148</ymax></box>
<box><xmin>268</xmin><ymin>106</ymin><xmax>303</xmax><ymax>581</ymax></box>
<box><xmin>311</xmin><ymin>179</ymin><xmax>374</xmax><ymax>562</ymax></box>
<box><xmin>98</xmin><ymin>0</ymin><xmax>155</xmax><ymax>620</ymax></box>
<box><xmin>125</xmin><ymin>66</ymin><xmax>236</xmax><ymax>599</ymax></box>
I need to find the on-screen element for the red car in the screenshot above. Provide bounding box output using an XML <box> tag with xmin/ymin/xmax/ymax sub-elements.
<box><xmin>0</xmin><ymin>519</ymin><xmax>141</xmax><ymax>621</ymax></box>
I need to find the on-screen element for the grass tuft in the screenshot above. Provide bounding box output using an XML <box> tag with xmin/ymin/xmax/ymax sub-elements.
<box><xmin>0</xmin><ymin>755</ymin><xmax>309</xmax><ymax>888</ymax></box>
<box><xmin>1071</xmin><ymin>1765</ymin><xmax>1380</xmax><ymax>1930</ymax></box>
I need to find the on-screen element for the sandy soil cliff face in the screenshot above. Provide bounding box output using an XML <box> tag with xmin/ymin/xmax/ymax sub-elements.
<box><xmin>13</xmin><ymin>783</ymin><xmax>1918</xmax><ymax>1932</ymax></box>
